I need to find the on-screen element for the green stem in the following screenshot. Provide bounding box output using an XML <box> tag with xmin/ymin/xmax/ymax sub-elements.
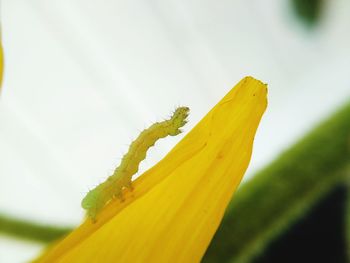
<box><xmin>0</xmin><ymin>213</ymin><xmax>73</xmax><ymax>243</ymax></box>
<box><xmin>203</xmin><ymin>101</ymin><xmax>350</xmax><ymax>263</ymax></box>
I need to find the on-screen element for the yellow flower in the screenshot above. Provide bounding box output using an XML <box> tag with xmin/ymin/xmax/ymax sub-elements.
<box><xmin>36</xmin><ymin>76</ymin><xmax>267</xmax><ymax>263</ymax></box>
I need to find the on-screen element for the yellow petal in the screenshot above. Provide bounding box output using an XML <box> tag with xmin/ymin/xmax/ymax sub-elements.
<box><xmin>36</xmin><ymin>76</ymin><xmax>267</xmax><ymax>263</ymax></box>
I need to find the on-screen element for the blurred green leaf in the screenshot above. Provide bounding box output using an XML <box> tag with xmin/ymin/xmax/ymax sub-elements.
<box><xmin>291</xmin><ymin>0</ymin><xmax>324</xmax><ymax>26</ymax></box>
<box><xmin>346</xmin><ymin>178</ymin><xmax>350</xmax><ymax>260</ymax></box>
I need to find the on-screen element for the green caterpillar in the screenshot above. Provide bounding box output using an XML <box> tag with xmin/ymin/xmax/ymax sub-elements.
<box><xmin>82</xmin><ymin>107</ymin><xmax>190</xmax><ymax>222</ymax></box>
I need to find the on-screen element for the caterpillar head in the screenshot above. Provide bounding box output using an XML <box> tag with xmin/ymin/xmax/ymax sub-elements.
<box><xmin>82</xmin><ymin>189</ymin><xmax>105</xmax><ymax>221</ymax></box>
<box><xmin>169</xmin><ymin>107</ymin><xmax>189</xmax><ymax>135</ymax></box>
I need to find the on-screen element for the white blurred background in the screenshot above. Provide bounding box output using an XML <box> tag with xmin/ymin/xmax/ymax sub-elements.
<box><xmin>0</xmin><ymin>0</ymin><xmax>350</xmax><ymax>262</ymax></box>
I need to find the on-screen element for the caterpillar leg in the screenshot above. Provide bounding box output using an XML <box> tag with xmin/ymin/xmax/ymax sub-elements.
<box><xmin>89</xmin><ymin>215</ymin><xmax>97</xmax><ymax>223</ymax></box>
<box><xmin>114</xmin><ymin>191</ymin><xmax>125</xmax><ymax>202</ymax></box>
<box><xmin>126</xmin><ymin>181</ymin><xmax>134</xmax><ymax>191</ymax></box>
<box><xmin>86</xmin><ymin>207</ymin><xmax>98</xmax><ymax>223</ymax></box>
